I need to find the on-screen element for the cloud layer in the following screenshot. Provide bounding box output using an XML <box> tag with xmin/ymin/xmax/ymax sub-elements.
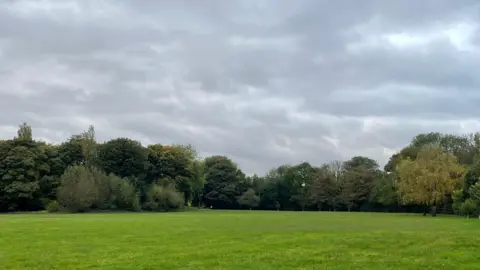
<box><xmin>1</xmin><ymin>0</ymin><xmax>480</xmax><ymax>174</ymax></box>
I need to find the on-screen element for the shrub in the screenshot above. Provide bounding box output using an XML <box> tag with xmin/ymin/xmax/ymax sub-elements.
<box><xmin>109</xmin><ymin>174</ymin><xmax>141</xmax><ymax>212</ymax></box>
<box><xmin>57</xmin><ymin>165</ymin><xmax>98</xmax><ymax>213</ymax></box>
<box><xmin>460</xmin><ymin>199</ymin><xmax>477</xmax><ymax>218</ymax></box>
<box><xmin>46</xmin><ymin>200</ymin><xmax>61</xmax><ymax>213</ymax></box>
<box><xmin>143</xmin><ymin>184</ymin><xmax>184</xmax><ymax>212</ymax></box>
<box><xmin>238</xmin><ymin>188</ymin><xmax>260</xmax><ymax>209</ymax></box>
<box><xmin>90</xmin><ymin>167</ymin><xmax>114</xmax><ymax>210</ymax></box>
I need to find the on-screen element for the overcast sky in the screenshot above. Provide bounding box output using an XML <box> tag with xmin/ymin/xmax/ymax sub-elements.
<box><xmin>1</xmin><ymin>0</ymin><xmax>480</xmax><ymax>174</ymax></box>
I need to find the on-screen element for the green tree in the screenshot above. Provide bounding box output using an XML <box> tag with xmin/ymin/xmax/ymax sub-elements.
<box><xmin>285</xmin><ymin>162</ymin><xmax>315</xmax><ymax>211</ymax></box>
<box><xmin>143</xmin><ymin>184</ymin><xmax>184</xmax><ymax>212</ymax></box>
<box><xmin>0</xmin><ymin>124</ymin><xmax>55</xmax><ymax>211</ymax></box>
<box><xmin>238</xmin><ymin>188</ymin><xmax>260</xmax><ymax>209</ymax></box>
<box><xmin>460</xmin><ymin>199</ymin><xmax>477</xmax><ymax>219</ymax></box>
<box><xmin>451</xmin><ymin>189</ymin><xmax>464</xmax><ymax>215</ymax></box>
<box><xmin>15</xmin><ymin>122</ymin><xmax>32</xmax><ymax>141</ymax></box>
<box><xmin>57</xmin><ymin>165</ymin><xmax>98</xmax><ymax>212</ymax></box>
<box><xmin>190</xmin><ymin>159</ymin><xmax>206</xmax><ymax>207</ymax></box>
<box><xmin>463</xmin><ymin>159</ymin><xmax>480</xmax><ymax>197</ymax></box>
<box><xmin>203</xmin><ymin>156</ymin><xmax>243</xmax><ymax>209</ymax></box>
<box><xmin>79</xmin><ymin>125</ymin><xmax>97</xmax><ymax>168</ymax></box>
<box><xmin>396</xmin><ymin>146</ymin><xmax>465</xmax><ymax>216</ymax></box>
<box><xmin>308</xmin><ymin>165</ymin><xmax>337</xmax><ymax>211</ymax></box>
<box><xmin>369</xmin><ymin>172</ymin><xmax>397</xmax><ymax>208</ymax></box>
<box><xmin>58</xmin><ymin>135</ymin><xmax>85</xmax><ymax>168</ymax></box>
<box><xmin>145</xmin><ymin>144</ymin><xmax>196</xmax><ymax>204</ymax></box>
<box><xmin>97</xmin><ymin>138</ymin><xmax>148</xmax><ymax>179</ymax></box>
<box><xmin>338</xmin><ymin>156</ymin><xmax>378</xmax><ymax>211</ymax></box>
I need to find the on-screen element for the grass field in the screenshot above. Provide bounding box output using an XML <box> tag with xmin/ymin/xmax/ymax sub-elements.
<box><xmin>1</xmin><ymin>211</ymin><xmax>479</xmax><ymax>269</ymax></box>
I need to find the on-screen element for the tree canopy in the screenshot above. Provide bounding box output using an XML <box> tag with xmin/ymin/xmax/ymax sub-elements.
<box><xmin>1</xmin><ymin>122</ymin><xmax>480</xmax><ymax>218</ymax></box>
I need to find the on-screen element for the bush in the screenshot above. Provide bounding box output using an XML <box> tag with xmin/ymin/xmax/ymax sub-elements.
<box><xmin>460</xmin><ymin>199</ymin><xmax>477</xmax><ymax>218</ymax></box>
<box><xmin>109</xmin><ymin>175</ymin><xmax>141</xmax><ymax>212</ymax></box>
<box><xmin>57</xmin><ymin>165</ymin><xmax>98</xmax><ymax>213</ymax></box>
<box><xmin>46</xmin><ymin>200</ymin><xmax>61</xmax><ymax>213</ymax></box>
<box><xmin>90</xmin><ymin>167</ymin><xmax>114</xmax><ymax>210</ymax></box>
<box><xmin>143</xmin><ymin>184</ymin><xmax>184</xmax><ymax>212</ymax></box>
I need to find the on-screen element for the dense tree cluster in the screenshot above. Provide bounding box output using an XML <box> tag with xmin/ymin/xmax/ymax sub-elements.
<box><xmin>1</xmin><ymin>124</ymin><xmax>480</xmax><ymax>218</ymax></box>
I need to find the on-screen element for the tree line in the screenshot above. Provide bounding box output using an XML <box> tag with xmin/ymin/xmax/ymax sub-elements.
<box><xmin>1</xmin><ymin>123</ymin><xmax>480</xmax><ymax>218</ymax></box>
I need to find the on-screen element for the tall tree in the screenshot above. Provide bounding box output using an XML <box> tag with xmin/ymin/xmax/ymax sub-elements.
<box><xmin>97</xmin><ymin>138</ymin><xmax>148</xmax><ymax>179</ymax></box>
<box><xmin>308</xmin><ymin>165</ymin><xmax>337</xmax><ymax>211</ymax></box>
<box><xmin>369</xmin><ymin>172</ymin><xmax>398</xmax><ymax>210</ymax></box>
<box><xmin>338</xmin><ymin>156</ymin><xmax>378</xmax><ymax>211</ymax></box>
<box><xmin>203</xmin><ymin>156</ymin><xmax>243</xmax><ymax>209</ymax></box>
<box><xmin>79</xmin><ymin>125</ymin><xmax>97</xmax><ymax>168</ymax></box>
<box><xmin>15</xmin><ymin>122</ymin><xmax>33</xmax><ymax>141</ymax></box>
<box><xmin>238</xmin><ymin>188</ymin><xmax>260</xmax><ymax>210</ymax></box>
<box><xmin>396</xmin><ymin>146</ymin><xmax>465</xmax><ymax>216</ymax></box>
<box><xmin>285</xmin><ymin>162</ymin><xmax>315</xmax><ymax>210</ymax></box>
<box><xmin>0</xmin><ymin>128</ymin><xmax>50</xmax><ymax>211</ymax></box>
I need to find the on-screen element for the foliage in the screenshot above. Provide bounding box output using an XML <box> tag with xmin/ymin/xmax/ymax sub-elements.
<box><xmin>203</xmin><ymin>156</ymin><xmax>242</xmax><ymax>209</ymax></box>
<box><xmin>396</xmin><ymin>146</ymin><xmax>465</xmax><ymax>216</ymax></box>
<box><xmin>238</xmin><ymin>188</ymin><xmax>260</xmax><ymax>209</ymax></box>
<box><xmin>469</xmin><ymin>181</ymin><xmax>480</xmax><ymax>202</ymax></box>
<box><xmin>308</xmin><ymin>165</ymin><xmax>337</xmax><ymax>210</ymax></box>
<box><xmin>370</xmin><ymin>172</ymin><xmax>397</xmax><ymax>207</ymax></box>
<box><xmin>3</xmin><ymin>121</ymin><xmax>480</xmax><ymax>218</ymax></box>
<box><xmin>97</xmin><ymin>138</ymin><xmax>148</xmax><ymax>179</ymax></box>
<box><xmin>452</xmin><ymin>189</ymin><xmax>464</xmax><ymax>215</ymax></box>
<box><xmin>45</xmin><ymin>200</ymin><xmax>61</xmax><ymax>213</ymax></box>
<box><xmin>460</xmin><ymin>199</ymin><xmax>477</xmax><ymax>218</ymax></box>
<box><xmin>143</xmin><ymin>184</ymin><xmax>184</xmax><ymax>211</ymax></box>
<box><xmin>57</xmin><ymin>165</ymin><xmax>98</xmax><ymax>212</ymax></box>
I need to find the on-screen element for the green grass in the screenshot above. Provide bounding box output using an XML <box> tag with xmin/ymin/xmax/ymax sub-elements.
<box><xmin>1</xmin><ymin>211</ymin><xmax>479</xmax><ymax>269</ymax></box>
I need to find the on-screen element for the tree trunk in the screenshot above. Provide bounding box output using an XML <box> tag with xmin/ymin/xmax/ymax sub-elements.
<box><xmin>347</xmin><ymin>205</ymin><xmax>351</xmax><ymax>212</ymax></box>
<box><xmin>423</xmin><ymin>205</ymin><xmax>427</xmax><ymax>216</ymax></box>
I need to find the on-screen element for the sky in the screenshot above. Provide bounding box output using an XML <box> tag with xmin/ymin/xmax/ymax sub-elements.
<box><xmin>1</xmin><ymin>0</ymin><xmax>480</xmax><ymax>175</ymax></box>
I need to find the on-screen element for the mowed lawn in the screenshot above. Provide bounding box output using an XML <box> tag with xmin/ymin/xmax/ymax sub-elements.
<box><xmin>1</xmin><ymin>211</ymin><xmax>479</xmax><ymax>269</ymax></box>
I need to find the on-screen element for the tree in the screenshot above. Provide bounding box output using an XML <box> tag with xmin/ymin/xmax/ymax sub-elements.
<box><xmin>57</xmin><ymin>165</ymin><xmax>98</xmax><ymax>212</ymax></box>
<box><xmin>337</xmin><ymin>156</ymin><xmax>378</xmax><ymax>211</ymax></box>
<box><xmin>145</xmin><ymin>144</ymin><xmax>196</xmax><ymax>204</ymax></box>
<box><xmin>396</xmin><ymin>146</ymin><xmax>465</xmax><ymax>216</ymax></box>
<box><xmin>285</xmin><ymin>162</ymin><xmax>315</xmax><ymax>210</ymax></box>
<box><xmin>308</xmin><ymin>165</ymin><xmax>337</xmax><ymax>211</ymax></box>
<box><xmin>15</xmin><ymin>122</ymin><xmax>32</xmax><ymax>141</ymax></box>
<box><xmin>238</xmin><ymin>188</ymin><xmax>260</xmax><ymax>209</ymax></box>
<box><xmin>203</xmin><ymin>156</ymin><xmax>242</xmax><ymax>209</ymax></box>
<box><xmin>58</xmin><ymin>135</ymin><xmax>85</xmax><ymax>168</ymax></box>
<box><xmin>460</xmin><ymin>199</ymin><xmax>477</xmax><ymax>219</ymax></box>
<box><xmin>0</xmin><ymin>124</ymin><xmax>54</xmax><ymax>211</ymax></box>
<box><xmin>369</xmin><ymin>172</ymin><xmax>398</xmax><ymax>209</ymax></box>
<box><xmin>97</xmin><ymin>138</ymin><xmax>148</xmax><ymax>179</ymax></box>
<box><xmin>451</xmin><ymin>189</ymin><xmax>464</xmax><ymax>215</ymax></box>
<box><xmin>190</xmin><ymin>159</ymin><xmax>206</xmax><ymax>207</ymax></box>
<box><xmin>468</xmin><ymin>181</ymin><xmax>480</xmax><ymax>218</ymax></box>
<box><xmin>463</xmin><ymin>159</ymin><xmax>480</xmax><ymax>197</ymax></box>
<box><xmin>79</xmin><ymin>125</ymin><xmax>97</xmax><ymax>168</ymax></box>
<box><xmin>143</xmin><ymin>184</ymin><xmax>184</xmax><ymax>212</ymax></box>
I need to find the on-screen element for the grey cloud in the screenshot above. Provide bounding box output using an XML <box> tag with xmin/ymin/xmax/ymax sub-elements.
<box><xmin>1</xmin><ymin>0</ymin><xmax>479</xmax><ymax>174</ymax></box>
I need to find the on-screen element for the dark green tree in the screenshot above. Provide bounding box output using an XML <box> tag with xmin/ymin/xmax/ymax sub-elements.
<box><xmin>203</xmin><ymin>156</ymin><xmax>243</xmax><ymax>209</ymax></box>
<box><xmin>97</xmin><ymin>138</ymin><xmax>148</xmax><ymax>179</ymax></box>
<box><xmin>238</xmin><ymin>188</ymin><xmax>260</xmax><ymax>209</ymax></box>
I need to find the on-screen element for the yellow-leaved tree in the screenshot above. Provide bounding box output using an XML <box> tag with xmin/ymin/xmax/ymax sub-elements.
<box><xmin>396</xmin><ymin>146</ymin><xmax>465</xmax><ymax>216</ymax></box>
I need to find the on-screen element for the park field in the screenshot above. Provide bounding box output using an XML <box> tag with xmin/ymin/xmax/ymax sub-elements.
<box><xmin>0</xmin><ymin>211</ymin><xmax>479</xmax><ymax>269</ymax></box>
